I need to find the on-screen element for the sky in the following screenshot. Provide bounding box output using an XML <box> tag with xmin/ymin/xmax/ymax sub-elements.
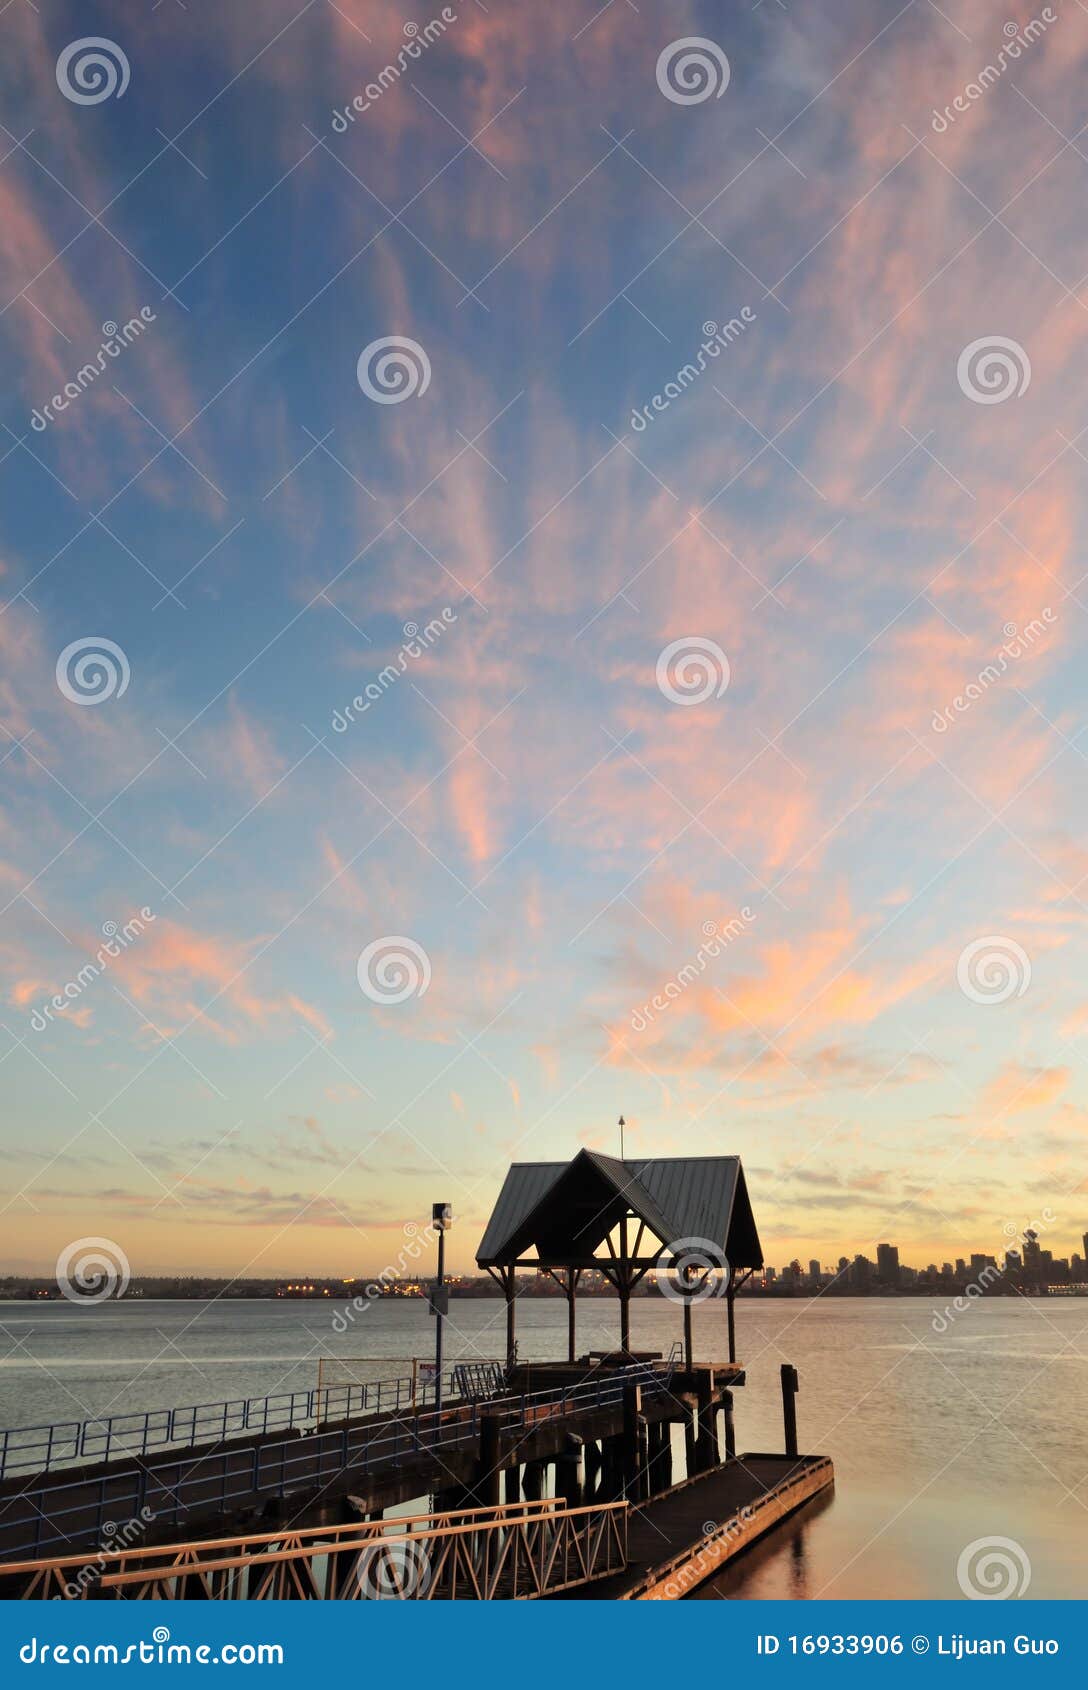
<box><xmin>0</xmin><ymin>0</ymin><xmax>1086</xmax><ymax>1280</ymax></box>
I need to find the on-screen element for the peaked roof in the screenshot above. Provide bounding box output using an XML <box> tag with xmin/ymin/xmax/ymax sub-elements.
<box><xmin>476</xmin><ymin>1149</ymin><xmax>763</xmax><ymax>1269</ymax></box>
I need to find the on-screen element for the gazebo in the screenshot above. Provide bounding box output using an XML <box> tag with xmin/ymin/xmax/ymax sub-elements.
<box><xmin>476</xmin><ymin>1149</ymin><xmax>763</xmax><ymax>1367</ymax></box>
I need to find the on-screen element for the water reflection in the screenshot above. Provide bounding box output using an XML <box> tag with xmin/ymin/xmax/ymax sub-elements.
<box><xmin>691</xmin><ymin>1491</ymin><xmax>832</xmax><ymax>1600</ymax></box>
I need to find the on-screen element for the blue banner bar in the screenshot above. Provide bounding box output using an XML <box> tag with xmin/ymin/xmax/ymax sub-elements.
<box><xmin>2</xmin><ymin>1602</ymin><xmax>1081</xmax><ymax>1684</ymax></box>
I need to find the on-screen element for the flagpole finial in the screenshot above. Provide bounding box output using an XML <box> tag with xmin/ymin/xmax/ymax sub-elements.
<box><xmin>618</xmin><ymin>1114</ymin><xmax>625</xmax><ymax>1158</ymax></box>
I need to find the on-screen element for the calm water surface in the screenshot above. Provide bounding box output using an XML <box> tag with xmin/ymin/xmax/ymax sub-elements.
<box><xmin>1</xmin><ymin>1295</ymin><xmax>1084</xmax><ymax>1600</ymax></box>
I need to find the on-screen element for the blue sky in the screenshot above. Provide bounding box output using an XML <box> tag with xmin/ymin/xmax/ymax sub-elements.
<box><xmin>1</xmin><ymin>0</ymin><xmax>1086</xmax><ymax>1276</ymax></box>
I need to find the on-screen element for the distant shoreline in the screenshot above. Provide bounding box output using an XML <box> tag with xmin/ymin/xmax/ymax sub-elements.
<box><xmin>2</xmin><ymin>1285</ymin><xmax>1081</xmax><ymax>1303</ymax></box>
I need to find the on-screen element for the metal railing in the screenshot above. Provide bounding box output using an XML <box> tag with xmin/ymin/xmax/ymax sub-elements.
<box><xmin>7</xmin><ymin>1495</ymin><xmax>629</xmax><ymax>1601</ymax></box>
<box><xmin>0</xmin><ymin>1359</ymin><xmax>676</xmax><ymax>1562</ymax></box>
<box><xmin>0</xmin><ymin>1363</ymin><xmax>505</xmax><ymax>1482</ymax></box>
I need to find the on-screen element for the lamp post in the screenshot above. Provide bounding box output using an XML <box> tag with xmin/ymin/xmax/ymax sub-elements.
<box><xmin>431</xmin><ymin>1202</ymin><xmax>452</xmax><ymax>1423</ymax></box>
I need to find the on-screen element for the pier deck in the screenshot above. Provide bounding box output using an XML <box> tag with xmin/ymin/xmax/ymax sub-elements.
<box><xmin>562</xmin><ymin>1453</ymin><xmax>834</xmax><ymax>1600</ymax></box>
<box><xmin>0</xmin><ymin>1358</ymin><xmax>730</xmax><ymax>1567</ymax></box>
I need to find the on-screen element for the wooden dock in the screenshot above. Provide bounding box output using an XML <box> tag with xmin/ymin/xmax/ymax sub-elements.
<box><xmin>560</xmin><ymin>1452</ymin><xmax>834</xmax><ymax>1600</ymax></box>
<box><xmin>0</xmin><ymin>1346</ymin><xmax>827</xmax><ymax>1602</ymax></box>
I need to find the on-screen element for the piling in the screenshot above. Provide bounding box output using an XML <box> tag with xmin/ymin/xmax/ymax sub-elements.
<box><xmin>475</xmin><ymin>1410</ymin><xmax>502</xmax><ymax>1507</ymax></box>
<box><xmin>722</xmin><ymin>1389</ymin><xmax>736</xmax><ymax>1461</ymax></box>
<box><xmin>695</xmin><ymin>1375</ymin><xmax>719</xmax><ymax>1472</ymax></box>
<box><xmin>621</xmin><ymin>1383</ymin><xmax>642</xmax><ymax>1501</ymax></box>
<box><xmin>556</xmin><ymin>1433</ymin><xmax>583</xmax><ymax>1508</ymax></box>
<box><xmin>780</xmin><ymin>1364</ymin><xmax>799</xmax><ymax>1457</ymax></box>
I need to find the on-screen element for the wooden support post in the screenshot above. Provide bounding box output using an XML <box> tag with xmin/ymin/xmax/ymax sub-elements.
<box><xmin>645</xmin><ymin>1419</ymin><xmax>662</xmax><ymax>1496</ymax></box>
<box><xmin>658</xmin><ymin>1423</ymin><xmax>673</xmax><ymax>1491</ymax></box>
<box><xmin>567</xmin><ymin>1270</ymin><xmax>577</xmax><ymax>1363</ymax></box>
<box><xmin>522</xmin><ymin>1458</ymin><xmax>543</xmax><ymax>1500</ymax></box>
<box><xmin>584</xmin><ymin>1438</ymin><xmax>601</xmax><ymax>1500</ymax></box>
<box><xmin>504</xmin><ymin>1267</ymin><xmax>517</xmax><ymax>1367</ymax></box>
<box><xmin>556</xmin><ymin>1434</ymin><xmax>583</xmax><ymax>1508</ymax></box>
<box><xmin>683</xmin><ymin>1295</ymin><xmax>693</xmax><ymax>1370</ymax></box>
<box><xmin>621</xmin><ymin>1384</ymin><xmax>642</xmax><ymax>1500</ymax></box>
<box><xmin>727</xmin><ymin>1285</ymin><xmax>736</xmax><ymax>1364</ymax></box>
<box><xmin>695</xmin><ymin>1374</ymin><xmax>718</xmax><ymax>1472</ymax></box>
<box><xmin>503</xmin><ymin>1463</ymin><xmax>520</xmax><ymax>1505</ymax></box>
<box><xmin>433</xmin><ymin>1483</ymin><xmax>465</xmax><ymax>1514</ymax></box>
<box><xmin>723</xmin><ymin>1388</ymin><xmax>736</xmax><ymax>1460</ymax></box>
<box><xmin>619</xmin><ymin>1285</ymin><xmax>631</xmax><ymax>1353</ymax></box>
<box><xmin>781</xmin><ymin>1363</ymin><xmax>799</xmax><ymax>1457</ymax></box>
<box><xmin>475</xmin><ymin>1409</ymin><xmax>502</xmax><ymax>1507</ymax></box>
<box><xmin>683</xmin><ymin>1406</ymin><xmax>697</xmax><ymax>1482</ymax></box>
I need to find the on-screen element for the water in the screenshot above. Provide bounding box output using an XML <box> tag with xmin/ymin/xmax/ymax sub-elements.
<box><xmin>0</xmin><ymin>1295</ymin><xmax>1083</xmax><ymax>1599</ymax></box>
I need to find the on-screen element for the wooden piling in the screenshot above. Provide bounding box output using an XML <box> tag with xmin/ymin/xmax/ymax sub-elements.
<box><xmin>621</xmin><ymin>1383</ymin><xmax>642</xmax><ymax>1501</ymax></box>
<box><xmin>780</xmin><ymin>1364</ymin><xmax>799</xmax><ymax>1457</ymax></box>
<box><xmin>695</xmin><ymin>1375</ymin><xmax>719</xmax><ymax>1472</ymax></box>
<box><xmin>475</xmin><ymin>1410</ymin><xmax>502</xmax><ymax>1507</ymax></box>
<box><xmin>722</xmin><ymin>1389</ymin><xmax>736</xmax><ymax>1461</ymax></box>
<box><xmin>683</xmin><ymin>1407</ymin><xmax>697</xmax><ymax>1481</ymax></box>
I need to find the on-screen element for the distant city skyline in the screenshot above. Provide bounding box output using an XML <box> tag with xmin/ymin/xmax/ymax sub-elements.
<box><xmin>4</xmin><ymin>1221</ymin><xmax>1086</xmax><ymax>1287</ymax></box>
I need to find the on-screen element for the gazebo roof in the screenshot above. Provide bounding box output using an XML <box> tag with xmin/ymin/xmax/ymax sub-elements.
<box><xmin>476</xmin><ymin>1149</ymin><xmax>763</xmax><ymax>1270</ymax></box>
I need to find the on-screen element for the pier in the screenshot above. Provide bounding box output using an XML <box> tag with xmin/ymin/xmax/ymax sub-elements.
<box><xmin>1</xmin><ymin>1150</ymin><xmax>835</xmax><ymax>1599</ymax></box>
